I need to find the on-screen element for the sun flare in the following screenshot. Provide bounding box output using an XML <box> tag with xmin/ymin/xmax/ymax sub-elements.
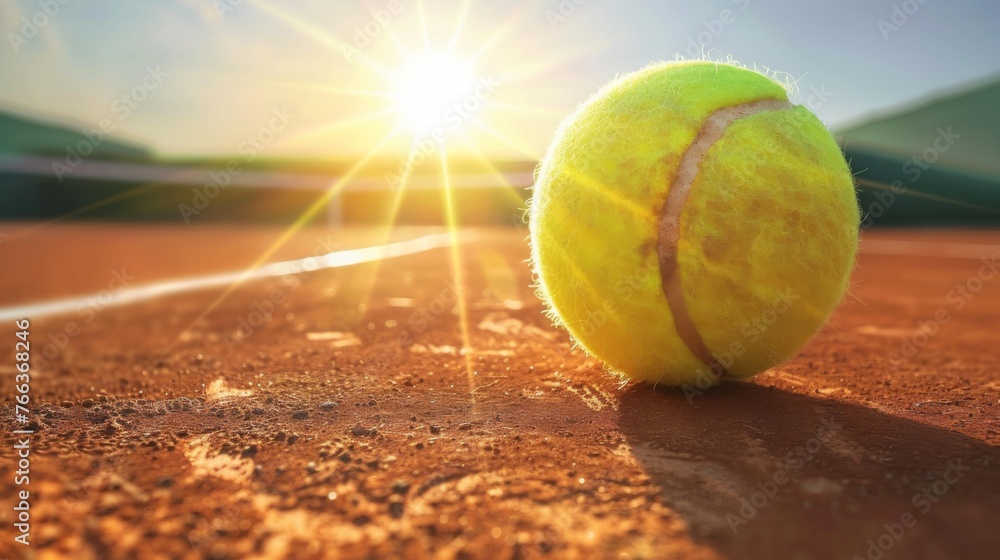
<box><xmin>392</xmin><ymin>53</ymin><xmax>477</xmax><ymax>136</ymax></box>
<box><xmin>155</xmin><ymin>0</ymin><xmax>576</xmax><ymax>369</ymax></box>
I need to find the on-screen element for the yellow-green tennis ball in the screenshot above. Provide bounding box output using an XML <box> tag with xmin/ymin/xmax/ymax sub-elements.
<box><xmin>529</xmin><ymin>60</ymin><xmax>859</xmax><ymax>388</ymax></box>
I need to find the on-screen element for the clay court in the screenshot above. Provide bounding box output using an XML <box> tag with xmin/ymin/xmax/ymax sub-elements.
<box><xmin>1</xmin><ymin>223</ymin><xmax>997</xmax><ymax>559</ymax></box>
<box><xmin>2</xmin><ymin>2</ymin><xmax>999</xmax><ymax>559</ymax></box>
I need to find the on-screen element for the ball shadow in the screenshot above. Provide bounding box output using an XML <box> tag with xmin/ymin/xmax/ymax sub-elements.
<box><xmin>618</xmin><ymin>383</ymin><xmax>999</xmax><ymax>560</ymax></box>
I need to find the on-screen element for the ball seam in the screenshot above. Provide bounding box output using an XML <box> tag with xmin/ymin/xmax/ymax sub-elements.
<box><xmin>656</xmin><ymin>98</ymin><xmax>794</xmax><ymax>381</ymax></box>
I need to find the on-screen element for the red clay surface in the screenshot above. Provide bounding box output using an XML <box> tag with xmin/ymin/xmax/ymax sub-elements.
<box><xmin>1</xmin><ymin>223</ymin><xmax>998</xmax><ymax>560</ymax></box>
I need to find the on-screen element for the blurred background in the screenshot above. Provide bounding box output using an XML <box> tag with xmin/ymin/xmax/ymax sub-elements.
<box><xmin>1</xmin><ymin>0</ymin><xmax>998</xmax><ymax>229</ymax></box>
<box><xmin>3</xmin><ymin>5</ymin><xmax>1000</xmax><ymax>558</ymax></box>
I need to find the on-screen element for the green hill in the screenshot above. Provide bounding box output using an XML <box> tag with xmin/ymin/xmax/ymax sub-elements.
<box><xmin>0</xmin><ymin>109</ymin><xmax>151</xmax><ymax>160</ymax></box>
<box><xmin>838</xmin><ymin>78</ymin><xmax>1000</xmax><ymax>180</ymax></box>
<box><xmin>838</xmin><ymin>77</ymin><xmax>1000</xmax><ymax>225</ymax></box>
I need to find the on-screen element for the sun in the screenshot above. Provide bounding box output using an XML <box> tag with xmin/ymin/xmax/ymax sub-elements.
<box><xmin>392</xmin><ymin>53</ymin><xmax>477</xmax><ymax>137</ymax></box>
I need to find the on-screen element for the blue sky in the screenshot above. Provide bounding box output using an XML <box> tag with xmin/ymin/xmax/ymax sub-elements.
<box><xmin>2</xmin><ymin>0</ymin><xmax>998</xmax><ymax>158</ymax></box>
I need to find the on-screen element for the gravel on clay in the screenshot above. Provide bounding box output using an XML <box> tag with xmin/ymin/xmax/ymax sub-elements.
<box><xmin>0</xmin><ymin>224</ymin><xmax>998</xmax><ymax>560</ymax></box>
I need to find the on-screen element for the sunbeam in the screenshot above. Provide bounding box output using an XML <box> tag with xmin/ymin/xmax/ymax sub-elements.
<box><xmin>273</xmin><ymin>107</ymin><xmax>398</xmax><ymax>148</ymax></box>
<box><xmin>856</xmin><ymin>178</ymin><xmax>1000</xmax><ymax>213</ymax></box>
<box><xmin>488</xmin><ymin>101</ymin><xmax>573</xmax><ymax>119</ymax></box>
<box><xmin>141</xmin><ymin>0</ymin><xmax>587</xmax><ymax>360</ymax></box>
<box><xmin>8</xmin><ymin>182</ymin><xmax>160</xmax><ymax>241</ymax></box>
<box><xmin>345</xmin><ymin>145</ymin><xmax>423</xmax><ymax>323</ymax></box>
<box><xmin>0</xmin><ymin>232</ymin><xmax>471</xmax><ymax>322</ymax></box>
<box><xmin>416</xmin><ymin>0</ymin><xmax>432</xmax><ymax>53</ymax></box>
<box><xmin>468</xmin><ymin>118</ymin><xmax>543</xmax><ymax>161</ymax></box>
<box><xmin>248</xmin><ymin>0</ymin><xmax>394</xmax><ymax>80</ymax></box>
<box><xmin>259</xmin><ymin>81</ymin><xmax>395</xmax><ymax>100</ymax></box>
<box><xmin>7</xmin><ymin>158</ymin><xmax>229</xmax><ymax>241</ymax></box>
<box><xmin>440</xmin><ymin>147</ymin><xmax>477</xmax><ymax>398</ymax></box>
<box><xmin>160</xmin><ymin>128</ymin><xmax>403</xmax><ymax>356</ymax></box>
<box><xmin>559</xmin><ymin>163</ymin><xmax>657</xmax><ymax>222</ymax></box>
<box><xmin>455</xmin><ymin>130</ymin><xmax>532</xmax><ymax>207</ymax></box>
<box><xmin>447</xmin><ymin>0</ymin><xmax>473</xmax><ymax>53</ymax></box>
<box><xmin>498</xmin><ymin>42</ymin><xmax>608</xmax><ymax>83</ymax></box>
<box><xmin>468</xmin><ymin>3</ymin><xmax>536</xmax><ymax>64</ymax></box>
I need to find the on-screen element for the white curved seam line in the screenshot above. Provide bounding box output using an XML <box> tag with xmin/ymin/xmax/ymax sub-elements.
<box><xmin>657</xmin><ymin>99</ymin><xmax>795</xmax><ymax>378</ymax></box>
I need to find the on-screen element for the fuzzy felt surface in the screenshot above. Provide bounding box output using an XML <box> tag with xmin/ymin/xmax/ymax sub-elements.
<box><xmin>529</xmin><ymin>60</ymin><xmax>859</xmax><ymax>386</ymax></box>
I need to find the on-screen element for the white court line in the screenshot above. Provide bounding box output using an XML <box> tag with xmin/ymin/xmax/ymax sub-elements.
<box><xmin>860</xmin><ymin>239</ymin><xmax>1000</xmax><ymax>260</ymax></box>
<box><xmin>0</xmin><ymin>230</ymin><xmax>476</xmax><ymax>322</ymax></box>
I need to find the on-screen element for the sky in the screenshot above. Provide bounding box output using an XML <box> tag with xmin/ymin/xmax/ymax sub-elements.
<box><xmin>1</xmin><ymin>0</ymin><xmax>999</xmax><ymax>160</ymax></box>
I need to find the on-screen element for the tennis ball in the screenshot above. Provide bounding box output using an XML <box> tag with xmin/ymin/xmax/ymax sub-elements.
<box><xmin>529</xmin><ymin>60</ymin><xmax>859</xmax><ymax>388</ymax></box>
